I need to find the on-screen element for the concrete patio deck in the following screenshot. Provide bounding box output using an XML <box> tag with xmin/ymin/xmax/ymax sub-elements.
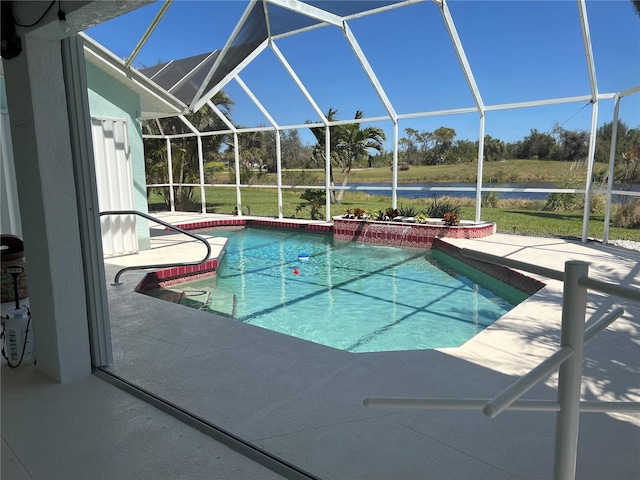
<box><xmin>3</xmin><ymin>213</ymin><xmax>638</xmax><ymax>479</ymax></box>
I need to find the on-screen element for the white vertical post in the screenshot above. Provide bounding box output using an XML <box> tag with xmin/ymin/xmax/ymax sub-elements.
<box><xmin>475</xmin><ymin>114</ymin><xmax>486</xmax><ymax>223</ymax></box>
<box><xmin>602</xmin><ymin>94</ymin><xmax>620</xmax><ymax>244</ymax></box>
<box><xmin>197</xmin><ymin>135</ymin><xmax>206</xmax><ymax>213</ymax></box>
<box><xmin>275</xmin><ymin>130</ymin><xmax>283</xmax><ymax>219</ymax></box>
<box><xmin>577</xmin><ymin>0</ymin><xmax>599</xmax><ymax>244</ymax></box>
<box><xmin>553</xmin><ymin>260</ymin><xmax>589</xmax><ymax>480</ymax></box>
<box><xmin>581</xmin><ymin>102</ymin><xmax>598</xmax><ymax>243</ymax></box>
<box><xmin>166</xmin><ymin>137</ymin><xmax>175</xmax><ymax>212</ymax></box>
<box><xmin>392</xmin><ymin>121</ymin><xmax>399</xmax><ymax>209</ymax></box>
<box><xmin>325</xmin><ymin>125</ymin><xmax>331</xmax><ymax>221</ymax></box>
<box><xmin>234</xmin><ymin>132</ymin><xmax>242</xmax><ymax>216</ymax></box>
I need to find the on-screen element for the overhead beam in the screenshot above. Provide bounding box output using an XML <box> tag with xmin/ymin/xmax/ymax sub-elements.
<box><xmin>267</xmin><ymin>0</ymin><xmax>342</xmax><ymax>27</ymax></box>
<box><xmin>125</xmin><ymin>0</ymin><xmax>173</xmax><ymax>68</ymax></box>
<box><xmin>436</xmin><ymin>0</ymin><xmax>484</xmax><ymax>114</ymax></box>
<box><xmin>343</xmin><ymin>22</ymin><xmax>397</xmax><ymax>121</ymax></box>
<box><xmin>270</xmin><ymin>41</ymin><xmax>328</xmax><ymax>125</ymax></box>
<box><xmin>191</xmin><ymin>0</ymin><xmax>260</xmax><ymax>109</ymax></box>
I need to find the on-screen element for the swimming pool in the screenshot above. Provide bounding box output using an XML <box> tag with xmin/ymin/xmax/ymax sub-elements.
<box><xmin>146</xmin><ymin>228</ymin><xmax>529</xmax><ymax>352</ymax></box>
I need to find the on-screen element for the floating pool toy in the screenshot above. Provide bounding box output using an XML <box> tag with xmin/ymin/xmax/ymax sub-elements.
<box><xmin>293</xmin><ymin>268</ymin><xmax>299</xmax><ymax>275</ymax></box>
<box><xmin>298</xmin><ymin>253</ymin><xmax>310</xmax><ymax>261</ymax></box>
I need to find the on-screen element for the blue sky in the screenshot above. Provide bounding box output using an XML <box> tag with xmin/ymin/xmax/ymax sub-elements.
<box><xmin>87</xmin><ymin>0</ymin><xmax>640</xmax><ymax>147</ymax></box>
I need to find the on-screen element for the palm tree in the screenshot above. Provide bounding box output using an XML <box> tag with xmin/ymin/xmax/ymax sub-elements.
<box><xmin>309</xmin><ymin>108</ymin><xmax>385</xmax><ymax>204</ymax></box>
<box><xmin>334</xmin><ymin>110</ymin><xmax>385</xmax><ymax>203</ymax></box>
<box><xmin>309</xmin><ymin>108</ymin><xmax>340</xmax><ymax>203</ymax></box>
<box><xmin>143</xmin><ymin>91</ymin><xmax>234</xmax><ymax>210</ymax></box>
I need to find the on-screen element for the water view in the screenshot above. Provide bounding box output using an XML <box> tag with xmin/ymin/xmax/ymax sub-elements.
<box><xmin>344</xmin><ymin>182</ymin><xmax>640</xmax><ymax>201</ymax></box>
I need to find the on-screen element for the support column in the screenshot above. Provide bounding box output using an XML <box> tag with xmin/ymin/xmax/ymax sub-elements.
<box><xmin>3</xmin><ymin>36</ymin><xmax>92</xmax><ymax>381</ymax></box>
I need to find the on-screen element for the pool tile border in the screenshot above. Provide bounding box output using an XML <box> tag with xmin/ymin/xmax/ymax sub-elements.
<box><xmin>172</xmin><ymin>218</ymin><xmax>333</xmax><ymax>234</ymax></box>
<box><xmin>333</xmin><ymin>217</ymin><xmax>495</xmax><ymax>248</ymax></box>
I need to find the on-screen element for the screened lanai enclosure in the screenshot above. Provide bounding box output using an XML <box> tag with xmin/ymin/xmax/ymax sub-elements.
<box><xmin>87</xmin><ymin>0</ymin><xmax>640</xmax><ymax>243</ymax></box>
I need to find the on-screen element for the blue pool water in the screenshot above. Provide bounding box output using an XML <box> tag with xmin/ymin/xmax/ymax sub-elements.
<box><xmin>147</xmin><ymin>228</ymin><xmax>528</xmax><ymax>353</ymax></box>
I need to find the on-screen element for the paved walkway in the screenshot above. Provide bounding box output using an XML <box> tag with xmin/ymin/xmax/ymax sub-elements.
<box><xmin>99</xmin><ymin>215</ymin><xmax>639</xmax><ymax>479</ymax></box>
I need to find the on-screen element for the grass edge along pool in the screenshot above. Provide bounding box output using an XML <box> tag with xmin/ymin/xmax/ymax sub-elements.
<box><xmin>144</xmin><ymin>228</ymin><xmax>531</xmax><ymax>353</ymax></box>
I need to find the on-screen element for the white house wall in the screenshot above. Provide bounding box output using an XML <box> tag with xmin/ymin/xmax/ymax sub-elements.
<box><xmin>85</xmin><ymin>61</ymin><xmax>151</xmax><ymax>250</ymax></box>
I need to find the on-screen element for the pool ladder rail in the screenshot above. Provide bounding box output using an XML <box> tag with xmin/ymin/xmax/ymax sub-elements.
<box><xmin>179</xmin><ymin>288</ymin><xmax>237</xmax><ymax>318</ymax></box>
<box><xmin>99</xmin><ymin>210</ymin><xmax>212</xmax><ymax>286</ymax></box>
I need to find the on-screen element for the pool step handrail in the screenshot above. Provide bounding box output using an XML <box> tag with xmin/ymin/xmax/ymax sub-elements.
<box><xmin>365</xmin><ymin>248</ymin><xmax>640</xmax><ymax>480</ymax></box>
<box><xmin>99</xmin><ymin>210</ymin><xmax>212</xmax><ymax>285</ymax></box>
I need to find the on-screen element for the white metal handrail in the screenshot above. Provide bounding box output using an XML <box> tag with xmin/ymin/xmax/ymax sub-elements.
<box><xmin>364</xmin><ymin>248</ymin><xmax>640</xmax><ymax>480</ymax></box>
<box><xmin>99</xmin><ymin>210</ymin><xmax>211</xmax><ymax>285</ymax></box>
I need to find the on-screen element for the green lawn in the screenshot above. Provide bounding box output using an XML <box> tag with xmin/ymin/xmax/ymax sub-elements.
<box><xmin>209</xmin><ymin>159</ymin><xmax>611</xmax><ymax>185</ymax></box>
<box><xmin>148</xmin><ymin>185</ymin><xmax>640</xmax><ymax>242</ymax></box>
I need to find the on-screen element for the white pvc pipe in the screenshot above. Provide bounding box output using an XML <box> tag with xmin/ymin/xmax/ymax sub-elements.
<box><xmin>364</xmin><ymin>398</ymin><xmax>561</xmax><ymax>412</ymax></box>
<box><xmin>484</xmin><ymin>346</ymin><xmax>574</xmax><ymax>418</ymax></box>
<box><xmin>584</xmin><ymin>307</ymin><xmax>625</xmax><ymax>344</ymax></box>
<box><xmin>553</xmin><ymin>260</ymin><xmax>590</xmax><ymax>480</ymax></box>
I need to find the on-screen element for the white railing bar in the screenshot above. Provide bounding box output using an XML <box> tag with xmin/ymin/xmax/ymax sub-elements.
<box><xmin>583</xmin><ymin>308</ymin><xmax>625</xmax><ymax>344</ymax></box>
<box><xmin>364</xmin><ymin>397</ymin><xmax>639</xmax><ymax>413</ymax></box>
<box><xmin>461</xmin><ymin>248</ymin><xmax>565</xmax><ymax>281</ymax></box>
<box><xmin>364</xmin><ymin>398</ymin><xmax>560</xmax><ymax>412</ymax></box>
<box><xmin>483</xmin><ymin>346</ymin><xmax>574</xmax><ymax>419</ymax></box>
<box><xmin>592</xmin><ymin>189</ymin><xmax>640</xmax><ymax>197</ymax></box>
<box><xmin>579</xmin><ymin>402</ymin><xmax>640</xmax><ymax>413</ymax></box>
<box><xmin>578</xmin><ymin>277</ymin><xmax>640</xmax><ymax>303</ymax></box>
<box><xmin>483</xmin><ymin>188</ymin><xmax>581</xmax><ymax>193</ymax></box>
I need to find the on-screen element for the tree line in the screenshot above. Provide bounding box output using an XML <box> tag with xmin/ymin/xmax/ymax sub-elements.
<box><xmin>394</xmin><ymin>121</ymin><xmax>640</xmax><ymax>166</ymax></box>
<box><xmin>143</xmin><ymin>93</ymin><xmax>639</xmax><ymax>210</ymax></box>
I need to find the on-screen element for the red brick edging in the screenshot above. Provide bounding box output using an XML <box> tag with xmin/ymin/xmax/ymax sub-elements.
<box><xmin>333</xmin><ymin>217</ymin><xmax>495</xmax><ymax>248</ymax></box>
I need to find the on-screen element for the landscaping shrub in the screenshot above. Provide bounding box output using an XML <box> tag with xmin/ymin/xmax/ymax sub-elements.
<box><xmin>398</xmin><ymin>203</ymin><xmax>418</xmax><ymax>217</ymax></box>
<box><xmin>295</xmin><ymin>189</ymin><xmax>325</xmax><ymax>220</ymax></box>
<box><xmin>612</xmin><ymin>199</ymin><xmax>640</xmax><ymax>228</ymax></box>
<box><xmin>481</xmin><ymin>191</ymin><xmax>500</xmax><ymax>208</ymax></box>
<box><xmin>426</xmin><ymin>197</ymin><xmax>461</xmax><ymax>218</ymax></box>
<box><xmin>589</xmin><ymin>194</ymin><xmax>606</xmax><ymax>215</ymax></box>
<box><xmin>543</xmin><ymin>178</ymin><xmax>583</xmax><ymax>212</ymax></box>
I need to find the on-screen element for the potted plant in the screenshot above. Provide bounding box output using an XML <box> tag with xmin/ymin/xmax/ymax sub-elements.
<box><xmin>443</xmin><ymin>211</ymin><xmax>461</xmax><ymax>226</ymax></box>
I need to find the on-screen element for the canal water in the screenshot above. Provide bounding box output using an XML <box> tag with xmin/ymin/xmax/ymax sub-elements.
<box><xmin>342</xmin><ymin>182</ymin><xmax>639</xmax><ymax>201</ymax></box>
<box><xmin>344</xmin><ymin>183</ymin><xmax>552</xmax><ymax>200</ymax></box>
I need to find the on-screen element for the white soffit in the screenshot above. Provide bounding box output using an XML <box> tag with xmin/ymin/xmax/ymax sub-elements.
<box><xmin>80</xmin><ymin>32</ymin><xmax>187</xmax><ymax>119</ymax></box>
